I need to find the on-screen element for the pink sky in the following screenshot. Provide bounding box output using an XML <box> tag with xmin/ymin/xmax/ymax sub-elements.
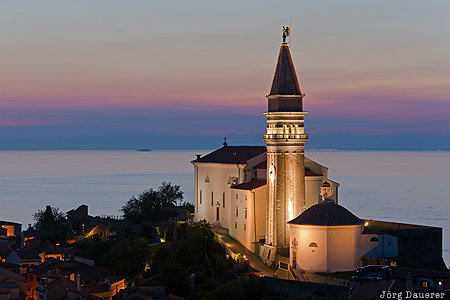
<box><xmin>0</xmin><ymin>1</ymin><xmax>449</xmax><ymax>148</ymax></box>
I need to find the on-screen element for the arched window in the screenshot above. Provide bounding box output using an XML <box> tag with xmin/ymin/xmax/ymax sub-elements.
<box><xmin>205</xmin><ymin>175</ymin><xmax>210</xmax><ymax>183</ymax></box>
<box><xmin>309</xmin><ymin>242</ymin><xmax>318</xmax><ymax>248</ymax></box>
<box><xmin>211</xmin><ymin>191</ymin><xmax>214</xmax><ymax>206</ymax></box>
<box><xmin>370</xmin><ymin>237</ymin><xmax>379</xmax><ymax>242</ymax></box>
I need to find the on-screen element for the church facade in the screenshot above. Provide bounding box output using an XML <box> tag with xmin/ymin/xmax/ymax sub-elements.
<box><xmin>192</xmin><ymin>35</ymin><xmax>397</xmax><ymax>272</ymax></box>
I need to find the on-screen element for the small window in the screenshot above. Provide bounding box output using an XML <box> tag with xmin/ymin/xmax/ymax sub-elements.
<box><xmin>200</xmin><ymin>190</ymin><xmax>202</xmax><ymax>204</ymax></box>
<box><xmin>370</xmin><ymin>237</ymin><xmax>379</xmax><ymax>242</ymax></box>
<box><xmin>234</xmin><ymin>222</ymin><xmax>237</xmax><ymax>229</ymax></box>
<box><xmin>236</xmin><ymin>194</ymin><xmax>238</xmax><ymax>199</ymax></box>
<box><xmin>205</xmin><ymin>175</ymin><xmax>210</xmax><ymax>183</ymax></box>
<box><xmin>245</xmin><ymin>195</ymin><xmax>247</xmax><ymax>201</ymax></box>
<box><xmin>309</xmin><ymin>242</ymin><xmax>318</xmax><ymax>247</ymax></box>
<box><xmin>420</xmin><ymin>281</ymin><xmax>428</xmax><ymax>288</ymax></box>
<box><xmin>245</xmin><ymin>208</ymin><xmax>248</xmax><ymax>219</ymax></box>
<box><xmin>236</xmin><ymin>207</ymin><xmax>238</xmax><ymax>218</ymax></box>
<box><xmin>211</xmin><ymin>191</ymin><xmax>214</xmax><ymax>206</ymax></box>
<box><xmin>223</xmin><ymin>192</ymin><xmax>225</xmax><ymax>208</ymax></box>
<box><xmin>244</xmin><ymin>224</ymin><xmax>246</xmax><ymax>231</ymax></box>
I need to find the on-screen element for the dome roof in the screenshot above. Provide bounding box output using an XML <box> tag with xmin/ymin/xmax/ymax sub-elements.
<box><xmin>321</xmin><ymin>181</ymin><xmax>331</xmax><ymax>187</ymax></box>
<box><xmin>288</xmin><ymin>202</ymin><xmax>364</xmax><ymax>226</ymax></box>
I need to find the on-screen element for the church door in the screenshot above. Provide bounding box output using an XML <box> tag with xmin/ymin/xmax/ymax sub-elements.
<box><xmin>216</xmin><ymin>207</ymin><xmax>219</xmax><ymax>221</ymax></box>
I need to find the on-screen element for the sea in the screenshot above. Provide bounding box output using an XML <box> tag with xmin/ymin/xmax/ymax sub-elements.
<box><xmin>0</xmin><ymin>150</ymin><xmax>448</xmax><ymax>266</ymax></box>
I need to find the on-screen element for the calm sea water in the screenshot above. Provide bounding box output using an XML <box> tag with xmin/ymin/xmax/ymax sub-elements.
<box><xmin>0</xmin><ymin>150</ymin><xmax>448</xmax><ymax>266</ymax></box>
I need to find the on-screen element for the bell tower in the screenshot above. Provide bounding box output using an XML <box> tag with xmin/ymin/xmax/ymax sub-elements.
<box><xmin>264</xmin><ymin>29</ymin><xmax>308</xmax><ymax>251</ymax></box>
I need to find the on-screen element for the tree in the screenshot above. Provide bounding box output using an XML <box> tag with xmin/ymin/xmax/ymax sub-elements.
<box><xmin>121</xmin><ymin>182</ymin><xmax>184</xmax><ymax>222</ymax></box>
<box><xmin>33</xmin><ymin>205</ymin><xmax>65</xmax><ymax>231</ymax></box>
<box><xmin>111</xmin><ymin>238</ymin><xmax>152</xmax><ymax>277</ymax></box>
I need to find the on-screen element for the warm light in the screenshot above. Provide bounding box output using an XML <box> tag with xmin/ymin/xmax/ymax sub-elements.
<box><xmin>364</xmin><ymin>222</ymin><xmax>369</xmax><ymax>226</ymax></box>
<box><xmin>438</xmin><ymin>281</ymin><xmax>442</xmax><ymax>286</ymax></box>
<box><xmin>269</xmin><ymin>164</ymin><xmax>276</xmax><ymax>183</ymax></box>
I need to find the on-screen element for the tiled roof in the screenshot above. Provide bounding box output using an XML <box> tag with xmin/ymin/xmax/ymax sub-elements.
<box><xmin>0</xmin><ymin>221</ymin><xmax>21</xmax><ymax>226</ymax></box>
<box><xmin>15</xmin><ymin>248</ymin><xmax>41</xmax><ymax>261</ymax></box>
<box><xmin>231</xmin><ymin>180</ymin><xmax>267</xmax><ymax>190</ymax></box>
<box><xmin>288</xmin><ymin>203</ymin><xmax>364</xmax><ymax>226</ymax></box>
<box><xmin>269</xmin><ymin>43</ymin><xmax>302</xmax><ymax>96</ymax></box>
<box><xmin>192</xmin><ymin>146</ymin><xmax>266</xmax><ymax>164</ymax></box>
<box><xmin>305</xmin><ymin>170</ymin><xmax>322</xmax><ymax>176</ymax></box>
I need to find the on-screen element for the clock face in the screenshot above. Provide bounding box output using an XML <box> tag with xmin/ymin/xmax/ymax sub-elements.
<box><xmin>269</xmin><ymin>164</ymin><xmax>276</xmax><ymax>182</ymax></box>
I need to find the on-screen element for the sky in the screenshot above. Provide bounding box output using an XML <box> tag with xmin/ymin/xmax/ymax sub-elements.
<box><xmin>0</xmin><ymin>0</ymin><xmax>449</xmax><ymax>149</ymax></box>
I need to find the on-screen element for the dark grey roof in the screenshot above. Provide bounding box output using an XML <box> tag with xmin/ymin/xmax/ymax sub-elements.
<box><xmin>269</xmin><ymin>43</ymin><xmax>302</xmax><ymax>96</ymax></box>
<box><xmin>15</xmin><ymin>248</ymin><xmax>41</xmax><ymax>261</ymax></box>
<box><xmin>288</xmin><ymin>203</ymin><xmax>364</xmax><ymax>226</ymax></box>
<box><xmin>0</xmin><ymin>221</ymin><xmax>21</xmax><ymax>226</ymax></box>
<box><xmin>192</xmin><ymin>146</ymin><xmax>266</xmax><ymax>164</ymax></box>
<box><xmin>231</xmin><ymin>180</ymin><xmax>267</xmax><ymax>190</ymax></box>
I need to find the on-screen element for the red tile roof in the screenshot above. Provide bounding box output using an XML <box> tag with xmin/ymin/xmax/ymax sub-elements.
<box><xmin>192</xmin><ymin>146</ymin><xmax>266</xmax><ymax>164</ymax></box>
<box><xmin>231</xmin><ymin>180</ymin><xmax>267</xmax><ymax>190</ymax></box>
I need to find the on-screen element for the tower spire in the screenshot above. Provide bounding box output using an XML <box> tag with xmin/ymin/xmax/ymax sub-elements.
<box><xmin>263</xmin><ymin>28</ymin><xmax>308</xmax><ymax>252</ymax></box>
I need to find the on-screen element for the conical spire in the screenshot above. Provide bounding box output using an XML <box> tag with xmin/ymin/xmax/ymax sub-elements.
<box><xmin>269</xmin><ymin>43</ymin><xmax>302</xmax><ymax>96</ymax></box>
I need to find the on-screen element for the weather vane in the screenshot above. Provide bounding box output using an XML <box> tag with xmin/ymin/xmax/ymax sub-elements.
<box><xmin>282</xmin><ymin>26</ymin><xmax>290</xmax><ymax>43</ymax></box>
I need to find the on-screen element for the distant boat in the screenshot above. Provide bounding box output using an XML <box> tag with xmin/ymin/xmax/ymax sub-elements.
<box><xmin>137</xmin><ymin>149</ymin><xmax>152</xmax><ymax>152</ymax></box>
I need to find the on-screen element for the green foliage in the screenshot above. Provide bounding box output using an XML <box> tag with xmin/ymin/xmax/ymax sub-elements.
<box><xmin>33</xmin><ymin>205</ymin><xmax>65</xmax><ymax>231</ymax></box>
<box><xmin>75</xmin><ymin>235</ymin><xmax>108</xmax><ymax>262</ymax></box>
<box><xmin>121</xmin><ymin>182</ymin><xmax>184</xmax><ymax>223</ymax></box>
<box><xmin>162</xmin><ymin>255</ymin><xmax>191</xmax><ymax>296</ymax></box>
<box><xmin>111</xmin><ymin>238</ymin><xmax>152</xmax><ymax>277</ymax></box>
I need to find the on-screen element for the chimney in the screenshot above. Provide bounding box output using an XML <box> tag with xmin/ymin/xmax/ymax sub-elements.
<box><xmin>196</xmin><ymin>154</ymin><xmax>201</xmax><ymax>159</ymax></box>
<box><xmin>76</xmin><ymin>273</ymin><xmax>81</xmax><ymax>292</ymax></box>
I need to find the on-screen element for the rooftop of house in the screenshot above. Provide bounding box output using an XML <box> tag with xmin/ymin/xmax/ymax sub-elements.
<box><xmin>0</xmin><ymin>221</ymin><xmax>21</xmax><ymax>226</ymax></box>
<box><xmin>0</xmin><ymin>281</ymin><xmax>19</xmax><ymax>289</ymax></box>
<box><xmin>288</xmin><ymin>202</ymin><xmax>364</xmax><ymax>226</ymax></box>
<box><xmin>231</xmin><ymin>179</ymin><xmax>267</xmax><ymax>190</ymax></box>
<box><xmin>192</xmin><ymin>146</ymin><xmax>266</xmax><ymax>164</ymax></box>
<box><xmin>15</xmin><ymin>248</ymin><xmax>41</xmax><ymax>261</ymax></box>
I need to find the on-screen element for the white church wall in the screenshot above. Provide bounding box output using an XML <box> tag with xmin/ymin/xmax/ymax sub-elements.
<box><xmin>295</xmin><ymin>224</ymin><xmax>328</xmax><ymax>272</ymax></box>
<box><xmin>229</xmin><ymin>189</ymin><xmax>252</xmax><ymax>251</ymax></box>
<box><xmin>229</xmin><ymin>184</ymin><xmax>267</xmax><ymax>253</ymax></box>
<box><xmin>254</xmin><ymin>185</ymin><xmax>267</xmax><ymax>245</ymax></box>
<box><xmin>305</xmin><ymin>176</ymin><xmax>323</xmax><ymax>209</ymax></box>
<box><xmin>194</xmin><ymin>162</ymin><xmax>244</xmax><ymax>229</ymax></box>
<box><xmin>327</xmin><ymin>225</ymin><xmax>362</xmax><ymax>272</ymax></box>
<box><xmin>290</xmin><ymin>224</ymin><xmax>362</xmax><ymax>273</ymax></box>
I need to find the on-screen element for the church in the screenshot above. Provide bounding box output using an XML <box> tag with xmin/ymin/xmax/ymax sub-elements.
<box><xmin>192</xmin><ymin>30</ymin><xmax>398</xmax><ymax>273</ymax></box>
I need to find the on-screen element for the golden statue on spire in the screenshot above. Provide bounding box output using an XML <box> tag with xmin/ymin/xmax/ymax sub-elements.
<box><xmin>282</xmin><ymin>26</ymin><xmax>290</xmax><ymax>43</ymax></box>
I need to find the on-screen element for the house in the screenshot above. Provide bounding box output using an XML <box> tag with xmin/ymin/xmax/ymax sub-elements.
<box><xmin>5</xmin><ymin>249</ymin><xmax>42</xmax><ymax>274</ymax></box>
<box><xmin>23</xmin><ymin>229</ymin><xmax>46</xmax><ymax>249</ymax></box>
<box><xmin>351</xmin><ymin>265</ymin><xmax>450</xmax><ymax>290</ymax></box>
<box><xmin>0</xmin><ymin>281</ymin><xmax>20</xmax><ymax>299</ymax></box>
<box><xmin>39</xmin><ymin>248</ymin><xmax>65</xmax><ymax>261</ymax></box>
<box><xmin>0</xmin><ymin>221</ymin><xmax>22</xmax><ymax>237</ymax></box>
